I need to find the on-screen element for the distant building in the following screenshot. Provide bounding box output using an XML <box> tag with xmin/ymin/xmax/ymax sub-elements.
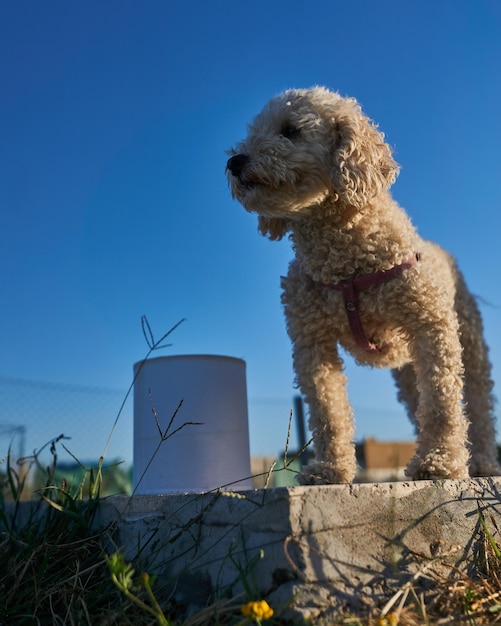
<box><xmin>356</xmin><ymin>438</ymin><xmax>416</xmax><ymax>482</ymax></box>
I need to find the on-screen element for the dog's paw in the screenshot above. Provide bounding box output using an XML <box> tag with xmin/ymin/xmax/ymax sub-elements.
<box><xmin>296</xmin><ymin>461</ymin><xmax>355</xmax><ymax>485</ymax></box>
<box><xmin>405</xmin><ymin>452</ymin><xmax>469</xmax><ymax>480</ymax></box>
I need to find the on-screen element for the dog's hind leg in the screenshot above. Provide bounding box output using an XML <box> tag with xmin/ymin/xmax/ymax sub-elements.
<box><xmin>455</xmin><ymin>278</ymin><xmax>500</xmax><ymax>476</ymax></box>
<box><xmin>392</xmin><ymin>363</ymin><xmax>419</xmax><ymax>431</ymax></box>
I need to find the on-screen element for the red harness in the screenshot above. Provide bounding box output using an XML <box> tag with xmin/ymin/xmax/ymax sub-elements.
<box><xmin>322</xmin><ymin>253</ymin><xmax>421</xmax><ymax>354</ymax></box>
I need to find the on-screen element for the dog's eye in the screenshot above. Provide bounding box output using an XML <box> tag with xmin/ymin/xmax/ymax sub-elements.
<box><xmin>280</xmin><ymin>124</ymin><xmax>300</xmax><ymax>140</ymax></box>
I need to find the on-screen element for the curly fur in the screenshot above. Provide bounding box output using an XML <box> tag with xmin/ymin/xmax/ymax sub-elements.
<box><xmin>227</xmin><ymin>86</ymin><xmax>499</xmax><ymax>482</ymax></box>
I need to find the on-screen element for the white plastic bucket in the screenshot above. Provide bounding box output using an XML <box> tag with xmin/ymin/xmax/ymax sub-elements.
<box><xmin>133</xmin><ymin>355</ymin><xmax>252</xmax><ymax>494</ymax></box>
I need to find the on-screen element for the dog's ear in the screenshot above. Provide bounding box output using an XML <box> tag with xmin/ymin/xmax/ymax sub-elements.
<box><xmin>331</xmin><ymin>103</ymin><xmax>399</xmax><ymax>208</ymax></box>
<box><xmin>257</xmin><ymin>216</ymin><xmax>289</xmax><ymax>240</ymax></box>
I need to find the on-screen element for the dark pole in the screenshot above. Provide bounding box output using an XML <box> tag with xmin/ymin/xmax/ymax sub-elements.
<box><xmin>293</xmin><ymin>395</ymin><xmax>308</xmax><ymax>463</ymax></box>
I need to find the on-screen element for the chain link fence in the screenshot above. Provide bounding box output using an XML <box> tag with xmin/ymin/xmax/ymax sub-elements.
<box><xmin>0</xmin><ymin>376</ymin><xmax>133</xmax><ymax>468</ymax></box>
<box><xmin>0</xmin><ymin>375</ymin><xmax>301</xmax><ymax>468</ymax></box>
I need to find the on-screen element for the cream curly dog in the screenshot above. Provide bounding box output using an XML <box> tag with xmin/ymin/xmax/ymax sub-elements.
<box><xmin>227</xmin><ymin>86</ymin><xmax>500</xmax><ymax>483</ymax></box>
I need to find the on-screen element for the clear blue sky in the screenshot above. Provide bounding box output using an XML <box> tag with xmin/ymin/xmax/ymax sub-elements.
<box><xmin>1</xmin><ymin>1</ymin><xmax>501</xmax><ymax>462</ymax></box>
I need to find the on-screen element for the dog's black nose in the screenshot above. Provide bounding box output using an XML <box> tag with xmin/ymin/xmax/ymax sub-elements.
<box><xmin>227</xmin><ymin>154</ymin><xmax>249</xmax><ymax>176</ymax></box>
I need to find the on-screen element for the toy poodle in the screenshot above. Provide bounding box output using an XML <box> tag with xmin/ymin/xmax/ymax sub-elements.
<box><xmin>226</xmin><ymin>86</ymin><xmax>499</xmax><ymax>483</ymax></box>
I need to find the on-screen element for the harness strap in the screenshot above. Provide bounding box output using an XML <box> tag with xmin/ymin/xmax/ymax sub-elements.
<box><xmin>323</xmin><ymin>253</ymin><xmax>421</xmax><ymax>353</ymax></box>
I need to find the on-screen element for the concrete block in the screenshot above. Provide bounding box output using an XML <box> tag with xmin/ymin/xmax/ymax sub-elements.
<box><xmin>96</xmin><ymin>478</ymin><xmax>501</xmax><ymax>620</ymax></box>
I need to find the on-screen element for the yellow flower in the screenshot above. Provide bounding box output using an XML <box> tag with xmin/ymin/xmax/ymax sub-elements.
<box><xmin>241</xmin><ymin>600</ymin><xmax>274</xmax><ymax>621</ymax></box>
<box><xmin>376</xmin><ymin>614</ymin><xmax>398</xmax><ymax>626</ymax></box>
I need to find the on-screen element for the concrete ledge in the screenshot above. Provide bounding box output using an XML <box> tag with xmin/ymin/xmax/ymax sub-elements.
<box><xmin>95</xmin><ymin>478</ymin><xmax>501</xmax><ymax>620</ymax></box>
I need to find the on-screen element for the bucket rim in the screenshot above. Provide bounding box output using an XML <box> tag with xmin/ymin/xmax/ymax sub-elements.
<box><xmin>133</xmin><ymin>354</ymin><xmax>246</xmax><ymax>371</ymax></box>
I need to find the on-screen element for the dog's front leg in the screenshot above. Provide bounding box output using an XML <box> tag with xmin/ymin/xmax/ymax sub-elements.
<box><xmin>282</xmin><ymin>266</ymin><xmax>356</xmax><ymax>484</ymax></box>
<box><xmin>293</xmin><ymin>343</ymin><xmax>357</xmax><ymax>484</ymax></box>
<box><xmin>404</xmin><ymin>312</ymin><xmax>470</xmax><ymax>480</ymax></box>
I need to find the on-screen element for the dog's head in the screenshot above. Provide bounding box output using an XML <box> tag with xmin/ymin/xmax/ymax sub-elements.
<box><xmin>226</xmin><ymin>87</ymin><xmax>399</xmax><ymax>239</ymax></box>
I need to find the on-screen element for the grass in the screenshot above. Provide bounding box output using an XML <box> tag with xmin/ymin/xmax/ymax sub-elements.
<box><xmin>2</xmin><ymin>318</ymin><xmax>501</xmax><ymax>624</ymax></box>
<box><xmin>1</xmin><ymin>449</ymin><xmax>122</xmax><ymax>624</ymax></box>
